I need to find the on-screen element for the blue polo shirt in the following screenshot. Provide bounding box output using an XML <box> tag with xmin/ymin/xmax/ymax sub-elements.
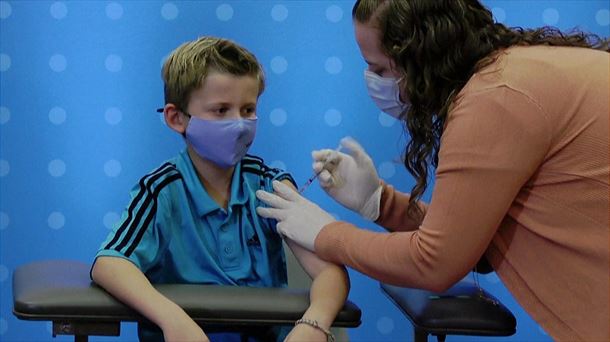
<box><xmin>94</xmin><ymin>149</ymin><xmax>296</xmax><ymax>341</ymax></box>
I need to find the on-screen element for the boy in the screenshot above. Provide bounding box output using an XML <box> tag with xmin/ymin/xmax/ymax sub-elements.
<box><xmin>91</xmin><ymin>36</ymin><xmax>350</xmax><ymax>342</ymax></box>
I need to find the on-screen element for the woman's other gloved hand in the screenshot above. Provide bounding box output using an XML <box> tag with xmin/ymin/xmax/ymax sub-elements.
<box><xmin>312</xmin><ymin>137</ymin><xmax>382</xmax><ymax>221</ymax></box>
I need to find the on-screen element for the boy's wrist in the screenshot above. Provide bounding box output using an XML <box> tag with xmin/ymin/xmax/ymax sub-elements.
<box><xmin>302</xmin><ymin>306</ymin><xmax>334</xmax><ymax>330</ymax></box>
<box><xmin>295</xmin><ymin>318</ymin><xmax>335</xmax><ymax>342</ymax></box>
<box><xmin>156</xmin><ymin>301</ymin><xmax>190</xmax><ymax>330</ymax></box>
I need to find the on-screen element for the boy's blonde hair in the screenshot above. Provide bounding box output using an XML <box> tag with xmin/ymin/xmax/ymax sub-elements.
<box><xmin>161</xmin><ymin>36</ymin><xmax>265</xmax><ymax>112</ymax></box>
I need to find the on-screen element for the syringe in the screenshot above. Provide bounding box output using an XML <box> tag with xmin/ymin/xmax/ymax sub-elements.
<box><xmin>298</xmin><ymin>145</ymin><xmax>343</xmax><ymax>194</ymax></box>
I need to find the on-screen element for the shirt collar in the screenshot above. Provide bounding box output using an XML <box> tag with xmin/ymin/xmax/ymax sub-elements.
<box><xmin>177</xmin><ymin>150</ymin><xmax>249</xmax><ymax>217</ymax></box>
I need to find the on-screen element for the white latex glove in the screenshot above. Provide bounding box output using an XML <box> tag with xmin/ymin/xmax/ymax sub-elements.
<box><xmin>256</xmin><ymin>180</ymin><xmax>336</xmax><ymax>252</ymax></box>
<box><xmin>312</xmin><ymin>137</ymin><xmax>382</xmax><ymax>221</ymax></box>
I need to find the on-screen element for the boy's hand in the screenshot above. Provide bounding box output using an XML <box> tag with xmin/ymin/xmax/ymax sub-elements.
<box><xmin>284</xmin><ymin>323</ymin><xmax>328</xmax><ymax>342</ymax></box>
<box><xmin>162</xmin><ymin>309</ymin><xmax>209</xmax><ymax>342</ymax></box>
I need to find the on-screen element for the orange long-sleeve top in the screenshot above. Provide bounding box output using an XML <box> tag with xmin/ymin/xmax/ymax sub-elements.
<box><xmin>315</xmin><ymin>46</ymin><xmax>609</xmax><ymax>341</ymax></box>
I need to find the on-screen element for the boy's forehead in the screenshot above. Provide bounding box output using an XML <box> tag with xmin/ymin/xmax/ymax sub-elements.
<box><xmin>192</xmin><ymin>72</ymin><xmax>260</xmax><ymax>101</ymax></box>
<box><xmin>200</xmin><ymin>72</ymin><xmax>259</xmax><ymax>88</ymax></box>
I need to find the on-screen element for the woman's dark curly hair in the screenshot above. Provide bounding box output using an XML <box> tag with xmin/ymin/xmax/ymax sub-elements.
<box><xmin>353</xmin><ymin>0</ymin><xmax>609</xmax><ymax>221</ymax></box>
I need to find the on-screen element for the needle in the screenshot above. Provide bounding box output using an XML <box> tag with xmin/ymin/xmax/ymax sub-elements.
<box><xmin>298</xmin><ymin>145</ymin><xmax>342</xmax><ymax>194</ymax></box>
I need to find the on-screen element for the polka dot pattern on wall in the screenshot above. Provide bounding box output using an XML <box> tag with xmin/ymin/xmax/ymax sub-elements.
<box><xmin>271</xmin><ymin>4</ymin><xmax>288</xmax><ymax>22</ymax></box>
<box><xmin>47</xmin><ymin>211</ymin><xmax>65</xmax><ymax>230</ymax></box>
<box><xmin>0</xmin><ymin>53</ymin><xmax>11</xmax><ymax>72</ymax></box>
<box><xmin>49</xmin><ymin>107</ymin><xmax>66</xmax><ymax>125</ymax></box>
<box><xmin>269</xmin><ymin>108</ymin><xmax>287</xmax><ymax>127</ymax></box>
<box><xmin>378</xmin><ymin>112</ymin><xmax>396</xmax><ymax>127</ymax></box>
<box><xmin>105</xmin><ymin>2</ymin><xmax>123</xmax><ymax>20</ymax></box>
<box><xmin>270</xmin><ymin>56</ymin><xmax>288</xmax><ymax>74</ymax></box>
<box><xmin>492</xmin><ymin>7</ymin><xmax>506</xmax><ymax>23</ymax></box>
<box><xmin>104</xmin><ymin>159</ymin><xmax>122</xmax><ymax>177</ymax></box>
<box><xmin>378</xmin><ymin>161</ymin><xmax>396</xmax><ymax>180</ymax></box>
<box><xmin>105</xmin><ymin>54</ymin><xmax>123</xmax><ymax>72</ymax></box>
<box><xmin>50</xmin><ymin>1</ymin><xmax>67</xmax><ymax>20</ymax></box>
<box><xmin>324</xmin><ymin>57</ymin><xmax>343</xmax><ymax>74</ymax></box>
<box><xmin>48</xmin><ymin>159</ymin><xmax>66</xmax><ymax>177</ymax></box>
<box><xmin>0</xmin><ymin>159</ymin><xmax>9</xmax><ymax>177</ymax></box>
<box><xmin>0</xmin><ymin>212</ymin><xmax>8</xmax><ymax>230</ymax></box>
<box><xmin>376</xmin><ymin>316</ymin><xmax>395</xmax><ymax>335</ymax></box>
<box><xmin>216</xmin><ymin>4</ymin><xmax>233</xmax><ymax>21</ymax></box>
<box><xmin>596</xmin><ymin>9</ymin><xmax>610</xmax><ymax>26</ymax></box>
<box><xmin>105</xmin><ymin>107</ymin><xmax>122</xmax><ymax>125</ymax></box>
<box><xmin>0</xmin><ymin>106</ymin><xmax>10</xmax><ymax>124</ymax></box>
<box><xmin>49</xmin><ymin>54</ymin><xmax>67</xmax><ymax>72</ymax></box>
<box><xmin>161</xmin><ymin>2</ymin><xmax>178</xmax><ymax>20</ymax></box>
<box><xmin>103</xmin><ymin>212</ymin><xmax>120</xmax><ymax>229</ymax></box>
<box><xmin>325</xmin><ymin>5</ymin><xmax>343</xmax><ymax>23</ymax></box>
<box><xmin>0</xmin><ymin>2</ymin><xmax>607</xmax><ymax>341</ymax></box>
<box><xmin>0</xmin><ymin>1</ymin><xmax>12</xmax><ymax>19</ymax></box>
<box><xmin>269</xmin><ymin>160</ymin><xmax>286</xmax><ymax>171</ymax></box>
<box><xmin>542</xmin><ymin>8</ymin><xmax>560</xmax><ymax>25</ymax></box>
<box><xmin>324</xmin><ymin>109</ymin><xmax>342</xmax><ymax>127</ymax></box>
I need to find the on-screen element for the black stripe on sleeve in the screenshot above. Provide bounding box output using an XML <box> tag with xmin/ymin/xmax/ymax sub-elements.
<box><xmin>242</xmin><ymin>154</ymin><xmax>264</xmax><ymax>164</ymax></box>
<box><xmin>113</xmin><ymin>169</ymin><xmax>181</xmax><ymax>253</ymax></box>
<box><xmin>124</xmin><ymin>173</ymin><xmax>183</xmax><ymax>257</ymax></box>
<box><xmin>242</xmin><ymin>166</ymin><xmax>284</xmax><ymax>179</ymax></box>
<box><xmin>103</xmin><ymin>163</ymin><xmax>175</xmax><ymax>250</ymax></box>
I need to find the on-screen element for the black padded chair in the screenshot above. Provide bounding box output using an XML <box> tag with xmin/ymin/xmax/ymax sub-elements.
<box><xmin>13</xmin><ymin>259</ymin><xmax>361</xmax><ymax>342</ymax></box>
<box><xmin>379</xmin><ymin>258</ymin><xmax>516</xmax><ymax>342</ymax></box>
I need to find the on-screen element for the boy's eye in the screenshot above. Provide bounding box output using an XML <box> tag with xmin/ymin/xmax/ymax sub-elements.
<box><xmin>242</xmin><ymin>107</ymin><xmax>256</xmax><ymax>118</ymax></box>
<box><xmin>216</xmin><ymin>107</ymin><xmax>228</xmax><ymax>115</ymax></box>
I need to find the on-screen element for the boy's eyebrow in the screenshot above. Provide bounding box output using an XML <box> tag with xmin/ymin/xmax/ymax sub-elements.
<box><xmin>207</xmin><ymin>101</ymin><xmax>257</xmax><ymax>107</ymax></box>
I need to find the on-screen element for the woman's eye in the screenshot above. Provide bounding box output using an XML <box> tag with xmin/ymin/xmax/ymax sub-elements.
<box><xmin>216</xmin><ymin>107</ymin><xmax>228</xmax><ymax>114</ymax></box>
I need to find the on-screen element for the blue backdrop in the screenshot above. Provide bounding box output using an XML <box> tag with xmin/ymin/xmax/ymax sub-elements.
<box><xmin>0</xmin><ymin>1</ymin><xmax>608</xmax><ymax>341</ymax></box>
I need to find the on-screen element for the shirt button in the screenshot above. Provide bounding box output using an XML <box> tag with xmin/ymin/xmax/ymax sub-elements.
<box><xmin>224</xmin><ymin>246</ymin><xmax>233</xmax><ymax>254</ymax></box>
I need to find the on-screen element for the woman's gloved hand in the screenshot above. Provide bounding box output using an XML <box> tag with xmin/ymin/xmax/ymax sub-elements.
<box><xmin>312</xmin><ymin>137</ymin><xmax>382</xmax><ymax>221</ymax></box>
<box><xmin>256</xmin><ymin>181</ymin><xmax>336</xmax><ymax>251</ymax></box>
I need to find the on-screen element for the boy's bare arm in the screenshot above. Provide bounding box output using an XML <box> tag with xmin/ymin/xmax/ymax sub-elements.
<box><xmin>280</xmin><ymin>180</ymin><xmax>350</xmax><ymax>332</ymax></box>
<box><xmin>286</xmin><ymin>239</ymin><xmax>350</xmax><ymax>328</ymax></box>
<box><xmin>91</xmin><ymin>256</ymin><xmax>209</xmax><ymax>342</ymax></box>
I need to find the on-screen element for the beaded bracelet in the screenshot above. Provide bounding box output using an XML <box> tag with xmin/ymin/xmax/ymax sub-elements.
<box><xmin>294</xmin><ymin>318</ymin><xmax>336</xmax><ymax>342</ymax></box>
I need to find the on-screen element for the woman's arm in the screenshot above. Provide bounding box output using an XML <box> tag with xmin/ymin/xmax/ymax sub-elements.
<box><xmin>315</xmin><ymin>86</ymin><xmax>551</xmax><ymax>291</ymax></box>
<box><xmin>91</xmin><ymin>256</ymin><xmax>208</xmax><ymax>342</ymax></box>
<box><xmin>375</xmin><ymin>182</ymin><xmax>428</xmax><ymax>232</ymax></box>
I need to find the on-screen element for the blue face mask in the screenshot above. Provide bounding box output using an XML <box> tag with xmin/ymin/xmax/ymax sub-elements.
<box><xmin>185</xmin><ymin>116</ymin><xmax>257</xmax><ymax>169</ymax></box>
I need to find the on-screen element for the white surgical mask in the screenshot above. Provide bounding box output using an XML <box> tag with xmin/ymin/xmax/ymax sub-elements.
<box><xmin>364</xmin><ymin>69</ymin><xmax>411</xmax><ymax>119</ymax></box>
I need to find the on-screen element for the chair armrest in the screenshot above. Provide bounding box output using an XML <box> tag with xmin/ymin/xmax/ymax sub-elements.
<box><xmin>13</xmin><ymin>260</ymin><xmax>361</xmax><ymax>327</ymax></box>
<box><xmin>380</xmin><ymin>280</ymin><xmax>516</xmax><ymax>336</ymax></box>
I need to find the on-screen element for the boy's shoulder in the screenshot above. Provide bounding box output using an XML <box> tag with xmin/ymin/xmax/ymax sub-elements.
<box><xmin>130</xmin><ymin>158</ymin><xmax>184</xmax><ymax>196</ymax></box>
<box><xmin>241</xmin><ymin>154</ymin><xmax>296</xmax><ymax>188</ymax></box>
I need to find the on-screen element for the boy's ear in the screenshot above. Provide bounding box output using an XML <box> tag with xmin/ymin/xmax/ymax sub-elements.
<box><xmin>164</xmin><ymin>104</ymin><xmax>187</xmax><ymax>134</ymax></box>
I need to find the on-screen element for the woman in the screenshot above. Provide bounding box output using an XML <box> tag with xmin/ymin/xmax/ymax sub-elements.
<box><xmin>256</xmin><ymin>0</ymin><xmax>609</xmax><ymax>340</ymax></box>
